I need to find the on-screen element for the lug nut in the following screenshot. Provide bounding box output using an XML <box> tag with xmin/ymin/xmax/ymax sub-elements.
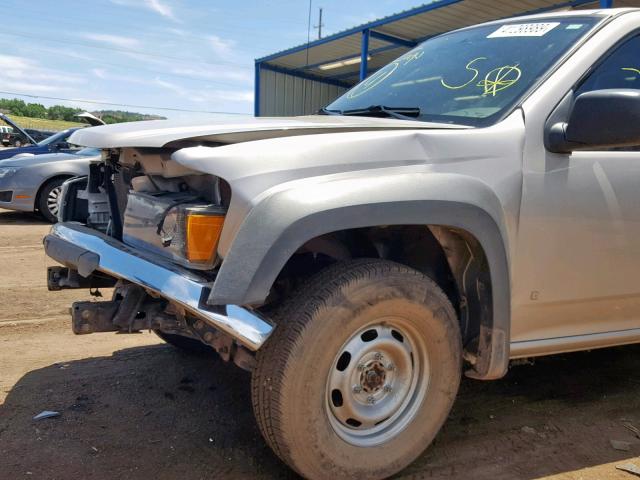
<box><xmin>366</xmin><ymin>396</ymin><xmax>375</xmax><ymax>405</ymax></box>
<box><xmin>383</xmin><ymin>384</ymin><xmax>392</xmax><ymax>393</ymax></box>
<box><xmin>374</xmin><ymin>352</ymin><xmax>383</xmax><ymax>361</ymax></box>
<box><xmin>357</xmin><ymin>363</ymin><xmax>366</xmax><ymax>370</ymax></box>
<box><xmin>352</xmin><ymin>385</ymin><xmax>362</xmax><ymax>394</ymax></box>
<box><xmin>386</xmin><ymin>363</ymin><xmax>395</xmax><ymax>371</ymax></box>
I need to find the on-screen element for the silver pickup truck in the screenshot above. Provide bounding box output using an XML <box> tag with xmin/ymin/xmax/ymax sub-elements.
<box><xmin>43</xmin><ymin>8</ymin><xmax>640</xmax><ymax>480</ymax></box>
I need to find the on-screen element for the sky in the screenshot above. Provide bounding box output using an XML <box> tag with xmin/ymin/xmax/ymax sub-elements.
<box><xmin>0</xmin><ymin>0</ymin><xmax>425</xmax><ymax>121</ymax></box>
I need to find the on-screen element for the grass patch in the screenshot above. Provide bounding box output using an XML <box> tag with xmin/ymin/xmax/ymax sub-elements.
<box><xmin>1</xmin><ymin>115</ymin><xmax>84</xmax><ymax>131</ymax></box>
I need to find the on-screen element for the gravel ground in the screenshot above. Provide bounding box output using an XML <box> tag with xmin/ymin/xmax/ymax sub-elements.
<box><xmin>2</xmin><ymin>207</ymin><xmax>640</xmax><ymax>480</ymax></box>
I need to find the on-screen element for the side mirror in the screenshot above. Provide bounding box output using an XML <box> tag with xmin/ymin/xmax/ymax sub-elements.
<box><xmin>55</xmin><ymin>142</ymin><xmax>70</xmax><ymax>150</ymax></box>
<box><xmin>547</xmin><ymin>89</ymin><xmax>640</xmax><ymax>153</ymax></box>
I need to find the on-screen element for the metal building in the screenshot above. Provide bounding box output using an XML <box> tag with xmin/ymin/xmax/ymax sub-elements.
<box><xmin>254</xmin><ymin>0</ymin><xmax>625</xmax><ymax>117</ymax></box>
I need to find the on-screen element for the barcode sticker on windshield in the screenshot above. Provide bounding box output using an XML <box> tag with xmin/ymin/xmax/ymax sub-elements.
<box><xmin>488</xmin><ymin>22</ymin><xmax>560</xmax><ymax>38</ymax></box>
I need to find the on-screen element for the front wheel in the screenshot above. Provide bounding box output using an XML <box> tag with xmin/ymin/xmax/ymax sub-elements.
<box><xmin>251</xmin><ymin>259</ymin><xmax>462</xmax><ymax>480</ymax></box>
<box><xmin>37</xmin><ymin>177</ymin><xmax>68</xmax><ymax>223</ymax></box>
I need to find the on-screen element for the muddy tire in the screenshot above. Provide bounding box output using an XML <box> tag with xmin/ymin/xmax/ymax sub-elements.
<box><xmin>251</xmin><ymin>259</ymin><xmax>462</xmax><ymax>480</ymax></box>
<box><xmin>154</xmin><ymin>331</ymin><xmax>213</xmax><ymax>354</ymax></box>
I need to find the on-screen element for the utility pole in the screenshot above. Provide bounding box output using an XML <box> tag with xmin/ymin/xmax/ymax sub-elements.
<box><xmin>314</xmin><ymin>7</ymin><xmax>324</xmax><ymax>39</ymax></box>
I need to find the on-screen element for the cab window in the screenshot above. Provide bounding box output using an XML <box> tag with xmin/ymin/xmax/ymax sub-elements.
<box><xmin>577</xmin><ymin>36</ymin><xmax>640</xmax><ymax>95</ymax></box>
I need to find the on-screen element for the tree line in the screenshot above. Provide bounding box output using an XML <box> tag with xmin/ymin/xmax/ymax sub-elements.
<box><xmin>0</xmin><ymin>98</ymin><xmax>165</xmax><ymax>124</ymax></box>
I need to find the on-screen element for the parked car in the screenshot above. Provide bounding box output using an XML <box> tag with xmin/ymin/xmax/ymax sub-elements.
<box><xmin>24</xmin><ymin>128</ymin><xmax>56</xmax><ymax>143</ymax></box>
<box><xmin>0</xmin><ymin>148</ymin><xmax>100</xmax><ymax>222</ymax></box>
<box><xmin>0</xmin><ymin>125</ymin><xmax>14</xmax><ymax>140</ymax></box>
<box><xmin>0</xmin><ymin>112</ymin><xmax>105</xmax><ymax>156</ymax></box>
<box><xmin>42</xmin><ymin>8</ymin><xmax>640</xmax><ymax>479</ymax></box>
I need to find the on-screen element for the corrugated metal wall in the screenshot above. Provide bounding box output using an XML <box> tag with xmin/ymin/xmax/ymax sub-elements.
<box><xmin>259</xmin><ymin>68</ymin><xmax>347</xmax><ymax>116</ymax></box>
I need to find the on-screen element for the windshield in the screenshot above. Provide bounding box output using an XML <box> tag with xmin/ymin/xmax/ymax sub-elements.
<box><xmin>38</xmin><ymin>129</ymin><xmax>74</xmax><ymax>146</ymax></box>
<box><xmin>75</xmin><ymin>147</ymin><xmax>100</xmax><ymax>156</ymax></box>
<box><xmin>326</xmin><ymin>17</ymin><xmax>600</xmax><ymax>126</ymax></box>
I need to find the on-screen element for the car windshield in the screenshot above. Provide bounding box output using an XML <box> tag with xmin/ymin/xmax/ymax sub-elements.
<box><xmin>326</xmin><ymin>17</ymin><xmax>600</xmax><ymax>126</ymax></box>
<box><xmin>74</xmin><ymin>147</ymin><xmax>100</xmax><ymax>156</ymax></box>
<box><xmin>38</xmin><ymin>129</ymin><xmax>74</xmax><ymax>146</ymax></box>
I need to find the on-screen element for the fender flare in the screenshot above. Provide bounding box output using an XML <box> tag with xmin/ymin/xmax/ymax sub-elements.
<box><xmin>210</xmin><ymin>173</ymin><xmax>511</xmax><ymax>378</ymax></box>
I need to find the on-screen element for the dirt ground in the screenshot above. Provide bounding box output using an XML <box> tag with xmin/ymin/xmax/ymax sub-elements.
<box><xmin>3</xmin><ymin>207</ymin><xmax>640</xmax><ymax>480</ymax></box>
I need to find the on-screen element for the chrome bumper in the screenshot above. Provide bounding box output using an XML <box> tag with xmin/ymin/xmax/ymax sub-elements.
<box><xmin>43</xmin><ymin>222</ymin><xmax>273</xmax><ymax>350</ymax></box>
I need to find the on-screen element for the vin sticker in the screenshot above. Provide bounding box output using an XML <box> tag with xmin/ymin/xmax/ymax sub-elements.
<box><xmin>488</xmin><ymin>22</ymin><xmax>560</xmax><ymax>38</ymax></box>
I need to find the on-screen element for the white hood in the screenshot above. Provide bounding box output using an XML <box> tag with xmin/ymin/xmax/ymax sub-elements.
<box><xmin>68</xmin><ymin>115</ymin><xmax>466</xmax><ymax>149</ymax></box>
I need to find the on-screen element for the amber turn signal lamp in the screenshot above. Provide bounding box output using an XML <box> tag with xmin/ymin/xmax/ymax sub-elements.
<box><xmin>185</xmin><ymin>213</ymin><xmax>225</xmax><ymax>263</ymax></box>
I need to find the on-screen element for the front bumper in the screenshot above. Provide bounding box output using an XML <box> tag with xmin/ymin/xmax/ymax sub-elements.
<box><xmin>0</xmin><ymin>171</ymin><xmax>37</xmax><ymax>212</ymax></box>
<box><xmin>43</xmin><ymin>222</ymin><xmax>273</xmax><ymax>350</ymax></box>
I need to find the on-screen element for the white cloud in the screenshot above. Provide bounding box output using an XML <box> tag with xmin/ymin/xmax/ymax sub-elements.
<box><xmin>153</xmin><ymin>77</ymin><xmax>252</xmax><ymax>105</ymax></box>
<box><xmin>0</xmin><ymin>80</ymin><xmax>63</xmax><ymax>94</ymax></box>
<box><xmin>0</xmin><ymin>54</ymin><xmax>86</xmax><ymax>91</ymax></box>
<box><xmin>109</xmin><ymin>0</ymin><xmax>178</xmax><ymax>22</ymax></box>
<box><xmin>144</xmin><ymin>0</ymin><xmax>176</xmax><ymax>20</ymax></box>
<box><xmin>81</xmin><ymin>33</ymin><xmax>140</xmax><ymax>49</ymax></box>
<box><xmin>170</xmin><ymin>66</ymin><xmax>251</xmax><ymax>84</ymax></box>
<box><xmin>208</xmin><ymin>35</ymin><xmax>235</xmax><ymax>58</ymax></box>
<box><xmin>0</xmin><ymin>55</ymin><xmax>31</xmax><ymax>71</ymax></box>
<box><xmin>166</xmin><ymin>27</ymin><xmax>188</xmax><ymax>36</ymax></box>
<box><xmin>153</xmin><ymin>78</ymin><xmax>188</xmax><ymax>96</ymax></box>
<box><xmin>91</xmin><ymin>68</ymin><xmax>107</xmax><ymax>79</ymax></box>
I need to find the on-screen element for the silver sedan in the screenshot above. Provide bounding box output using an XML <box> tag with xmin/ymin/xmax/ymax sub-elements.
<box><xmin>0</xmin><ymin>148</ymin><xmax>99</xmax><ymax>222</ymax></box>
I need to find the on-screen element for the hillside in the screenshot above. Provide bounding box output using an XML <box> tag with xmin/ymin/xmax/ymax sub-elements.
<box><xmin>0</xmin><ymin>98</ymin><xmax>166</xmax><ymax>131</ymax></box>
<box><xmin>7</xmin><ymin>115</ymin><xmax>84</xmax><ymax>131</ymax></box>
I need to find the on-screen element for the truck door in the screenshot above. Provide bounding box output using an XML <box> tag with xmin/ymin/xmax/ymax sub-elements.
<box><xmin>514</xmin><ymin>34</ymin><xmax>640</xmax><ymax>346</ymax></box>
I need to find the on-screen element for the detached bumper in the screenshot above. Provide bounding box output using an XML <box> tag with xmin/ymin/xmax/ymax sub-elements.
<box><xmin>43</xmin><ymin>222</ymin><xmax>273</xmax><ymax>350</ymax></box>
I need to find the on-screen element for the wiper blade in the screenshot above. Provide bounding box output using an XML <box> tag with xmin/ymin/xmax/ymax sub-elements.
<box><xmin>341</xmin><ymin>105</ymin><xmax>420</xmax><ymax>120</ymax></box>
<box><xmin>317</xmin><ymin>107</ymin><xmax>342</xmax><ymax>116</ymax></box>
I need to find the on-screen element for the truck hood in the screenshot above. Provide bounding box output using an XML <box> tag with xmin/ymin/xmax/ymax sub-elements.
<box><xmin>68</xmin><ymin>115</ymin><xmax>467</xmax><ymax>148</ymax></box>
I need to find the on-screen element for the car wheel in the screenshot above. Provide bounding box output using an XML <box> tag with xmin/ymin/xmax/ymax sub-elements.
<box><xmin>251</xmin><ymin>259</ymin><xmax>462</xmax><ymax>480</ymax></box>
<box><xmin>37</xmin><ymin>178</ymin><xmax>67</xmax><ymax>223</ymax></box>
<box><xmin>13</xmin><ymin>139</ymin><xmax>22</xmax><ymax>147</ymax></box>
<box><xmin>154</xmin><ymin>330</ymin><xmax>213</xmax><ymax>354</ymax></box>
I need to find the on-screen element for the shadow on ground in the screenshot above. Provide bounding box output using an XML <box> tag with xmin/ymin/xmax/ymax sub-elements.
<box><xmin>0</xmin><ymin>344</ymin><xmax>296</xmax><ymax>480</ymax></box>
<box><xmin>0</xmin><ymin>209</ymin><xmax>47</xmax><ymax>225</ymax></box>
<box><xmin>3</xmin><ymin>342</ymin><xmax>640</xmax><ymax>479</ymax></box>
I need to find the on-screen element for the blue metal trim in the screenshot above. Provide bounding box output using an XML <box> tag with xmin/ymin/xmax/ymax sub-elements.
<box><xmin>600</xmin><ymin>0</ymin><xmax>613</xmax><ymax>6</ymax></box>
<box><xmin>360</xmin><ymin>29</ymin><xmax>370</xmax><ymax>81</ymax></box>
<box><xmin>254</xmin><ymin>62</ymin><xmax>261</xmax><ymax>117</ymax></box>
<box><xmin>511</xmin><ymin>0</ymin><xmax>600</xmax><ymax>17</ymax></box>
<box><xmin>296</xmin><ymin>43</ymin><xmax>407</xmax><ymax>72</ymax></box>
<box><xmin>369</xmin><ymin>30</ymin><xmax>417</xmax><ymax>48</ymax></box>
<box><xmin>260</xmin><ymin>63</ymin><xmax>351</xmax><ymax>89</ymax></box>
<box><xmin>255</xmin><ymin>0</ymin><xmax>464</xmax><ymax>63</ymax></box>
<box><xmin>332</xmin><ymin>68</ymin><xmax>378</xmax><ymax>81</ymax></box>
<box><xmin>409</xmin><ymin>0</ymin><xmax>603</xmax><ymax>43</ymax></box>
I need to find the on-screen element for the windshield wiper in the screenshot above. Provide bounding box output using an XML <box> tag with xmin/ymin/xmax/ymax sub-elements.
<box><xmin>341</xmin><ymin>105</ymin><xmax>421</xmax><ymax>120</ymax></box>
<box><xmin>318</xmin><ymin>107</ymin><xmax>342</xmax><ymax>116</ymax></box>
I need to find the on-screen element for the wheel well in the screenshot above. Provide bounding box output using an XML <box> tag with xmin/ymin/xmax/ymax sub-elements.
<box><xmin>268</xmin><ymin>225</ymin><xmax>493</xmax><ymax>357</ymax></box>
<box><xmin>35</xmin><ymin>175</ymin><xmax>72</xmax><ymax>211</ymax></box>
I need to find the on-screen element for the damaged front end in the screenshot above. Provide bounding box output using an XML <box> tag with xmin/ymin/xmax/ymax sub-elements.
<box><xmin>44</xmin><ymin>147</ymin><xmax>272</xmax><ymax>371</ymax></box>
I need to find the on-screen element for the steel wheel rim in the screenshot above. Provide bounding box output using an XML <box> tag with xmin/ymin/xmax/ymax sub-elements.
<box><xmin>326</xmin><ymin>317</ymin><xmax>430</xmax><ymax>446</ymax></box>
<box><xmin>47</xmin><ymin>186</ymin><xmax>62</xmax><ymax>217</ymax></box>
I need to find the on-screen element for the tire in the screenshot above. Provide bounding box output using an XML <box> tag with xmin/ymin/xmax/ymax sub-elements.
<box><xmin>251</xmin><ymin>259</ymin><xmax>462</xmax><ymax>480</ymax></box>
<box><xmin>12</xmin><ymin>139</ymin><xmax>22</xmax><ymax>148</ymax></box>
<box><xmin>37</xmin><ymin>177</ymin><xmax>67</xmax><ymax>223</ymax></box>
<box><xmin>154</xmin><ymin>330</ymin><xmax>213</xmax><ymax>354</ymax></box>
